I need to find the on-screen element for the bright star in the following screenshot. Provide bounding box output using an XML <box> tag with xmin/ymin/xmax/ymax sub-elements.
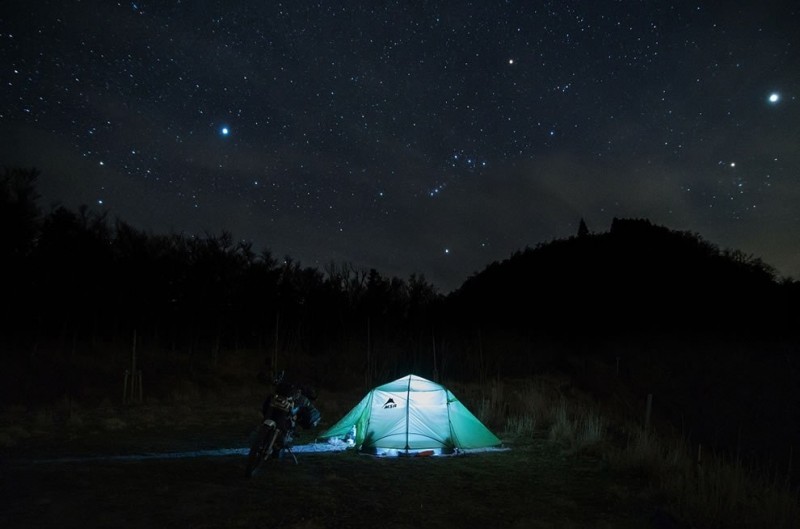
<box><xmin>768</xmin><ymin>93</ymin><xmax>780</xmax><ymax>104</ymax></box>
<box><xmin>221</xmin><ymin>126</ymin><xmax>230</xmax><ymax>135</ymax></box>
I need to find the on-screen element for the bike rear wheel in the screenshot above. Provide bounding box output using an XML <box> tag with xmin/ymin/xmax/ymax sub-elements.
<box><xmin>245</xmin><ymin>423</ymin><xmax>276</xmax><ymax>478</ymax></box>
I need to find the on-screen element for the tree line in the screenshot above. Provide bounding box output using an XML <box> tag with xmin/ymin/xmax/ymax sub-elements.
<box><xmin>1</xmin><ymin>168</ymin><xmax>443</xmax><ymax>396</ymax></box>
<box><xmin>3</xmin><ymin>166</ymin><xmax>799</xmax><ymax>395</ymax></box>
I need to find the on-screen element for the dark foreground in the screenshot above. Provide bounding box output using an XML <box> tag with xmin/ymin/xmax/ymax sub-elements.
<box><xmin>1</xmin><ymin>437</ymin><xmax>668</xmax><ymax>529</ymax></box>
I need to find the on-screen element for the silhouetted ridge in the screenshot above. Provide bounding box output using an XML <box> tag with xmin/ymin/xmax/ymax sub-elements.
<box><xmin>448</xmin><ymin>218</ymin><xmax>787</xmax><ymax>337</ymax></box>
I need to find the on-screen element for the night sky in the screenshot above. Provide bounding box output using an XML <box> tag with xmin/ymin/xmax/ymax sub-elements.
<box><xmin>2</xmin><ymin>1</ymin><xmax>798</xmax><ymax>292</ymax></box>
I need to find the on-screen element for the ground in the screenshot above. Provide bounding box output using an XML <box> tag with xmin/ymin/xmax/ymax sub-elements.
<box><xmin>0</xmin><ymin>404</ymin><xmax>670</xmax><ymax>529</ymax></box>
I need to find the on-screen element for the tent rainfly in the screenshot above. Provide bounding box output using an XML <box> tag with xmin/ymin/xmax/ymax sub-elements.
<box><xmin>320</xmin><ymin>374</ymin><xmax>502</xmax><ymax>456</ymax></box>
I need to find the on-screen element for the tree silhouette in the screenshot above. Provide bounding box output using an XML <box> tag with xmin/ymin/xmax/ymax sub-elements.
<box><xmin>0</xmin><ymin>167</ymin><xmax>42</xmax><ymax>348</ymax></box>
<box><xmin>577</xmin><ymin>217</ymin><xmax>589</xmax><ymax>238</ymax></box>
<box><xmin>0</xmin><ymin>167</ymin><xmax>41</xmax><ymax>261</ymax></box>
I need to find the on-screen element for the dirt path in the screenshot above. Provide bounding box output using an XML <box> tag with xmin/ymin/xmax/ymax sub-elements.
<box><xmin>1</xmin><ymin>439</ymin><xmax>665</xmax><ymax>529</ymax></box>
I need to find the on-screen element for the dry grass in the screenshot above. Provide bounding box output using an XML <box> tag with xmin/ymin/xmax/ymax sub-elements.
<box><xmin>470</xmin><ymin>375</ymin><xmax>800</xmax><ymax>529</ymax></box>
<box><xmin>609</xmin><ymin>427</ymin><xmax>800</xmax><ymax>528</ymax></box>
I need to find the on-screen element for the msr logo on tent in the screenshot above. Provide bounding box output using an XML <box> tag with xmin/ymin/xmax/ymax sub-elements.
<box><xmin>383</xmin><ymin>398</ymin><xmax>397</xmax><ymax>409</ymax></box>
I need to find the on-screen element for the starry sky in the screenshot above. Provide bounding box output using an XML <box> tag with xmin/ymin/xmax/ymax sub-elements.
<box><xmin>2</xmin><ymin>1</ymin><xmax>798</xmax><ymax>292</ymax></box>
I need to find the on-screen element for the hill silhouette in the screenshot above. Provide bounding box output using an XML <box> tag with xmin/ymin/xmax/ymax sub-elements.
<box><xmin>447</xmin><ymin>217</ymin><xmax>796</xmax><ymax>339</ymax></box>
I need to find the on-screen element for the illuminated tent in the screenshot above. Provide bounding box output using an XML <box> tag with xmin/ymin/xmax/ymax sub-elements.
<box><xmin>320</xmin><ymin>374</ymin><xmax>501</xmax><ymax>455</ymax></box>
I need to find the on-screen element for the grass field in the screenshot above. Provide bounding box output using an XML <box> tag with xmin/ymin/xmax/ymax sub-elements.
<box><xmin>2</xmin><ymin>435</ymin><xmax>662</xmax><ymax>529</ymax></box>
<box><xmin>1</xmin><ymin>373</ymin><xmax>798</xmax><ymax>528</ymax></box>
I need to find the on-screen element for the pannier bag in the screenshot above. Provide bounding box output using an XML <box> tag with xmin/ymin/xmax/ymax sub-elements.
<box><xmin>297</xmin><ymin>405</ymin><xmax>321</xmax><ymax>429</ymax></box>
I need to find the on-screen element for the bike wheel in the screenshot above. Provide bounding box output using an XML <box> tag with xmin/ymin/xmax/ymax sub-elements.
<box><xmin>245</xmin><ymin>423</ymin><xmax>275</xmax><ymax>478</ymax></box>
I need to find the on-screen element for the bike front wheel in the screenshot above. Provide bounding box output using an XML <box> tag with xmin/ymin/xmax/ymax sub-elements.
<box><xmin>245</xmin><ymin>423</ymin><xmax>276</xmax><ymax>478</ymax></box>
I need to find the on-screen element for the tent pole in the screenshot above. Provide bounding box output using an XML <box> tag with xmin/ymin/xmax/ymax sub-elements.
<box><xmin>405</xmin><ymin>375</ymin><xmax>411</xmax><ymax>453</ymax></box>
<box><xmin>446</xmin><ymin>388</ymin><xmax>456</xmax><ymax>450</ymax></box>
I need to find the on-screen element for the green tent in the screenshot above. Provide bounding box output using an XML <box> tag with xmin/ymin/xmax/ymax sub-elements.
<box><xmin>320</xmin><ymin>374</ymin><xmax>501</xmax><ymax>455</ymax></box>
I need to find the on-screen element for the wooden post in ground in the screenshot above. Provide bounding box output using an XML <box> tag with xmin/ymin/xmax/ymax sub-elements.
<box><xmin>123</xmin><ymin>330</ymin><xmax>143</xmax><ymax>404</ymax></box>
<box><xmin>131</xmin><ymin>329</ymin><xmax>137</xmax><ymax>380</ymax></box>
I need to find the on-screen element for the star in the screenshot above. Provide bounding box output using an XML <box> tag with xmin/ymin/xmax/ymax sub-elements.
<box><xmin>220</xmin><ymin>126</ymin><xmax>230</xmax><ymax>136</ymax></box>
<box><xmin>768</xmin><ymin>93</ymin><xmax>780</xmax><ymax>104</ymax></box>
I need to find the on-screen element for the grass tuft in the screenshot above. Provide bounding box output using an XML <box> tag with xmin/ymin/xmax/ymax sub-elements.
<box><xmin>504</xmin><ymin>414</ymin><xmax>537</xmax><ymax>436</ymax></box>
<box><xmin>547</xmin><ymin>401</ymin><xmax>606</xmax><ymax>455</ymax></box>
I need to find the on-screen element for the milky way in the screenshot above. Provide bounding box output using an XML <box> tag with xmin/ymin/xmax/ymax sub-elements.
<box><xmin>2</xmin><ymin>1</ymin><xmax>798</xmax><ymax>292</ymax></box>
